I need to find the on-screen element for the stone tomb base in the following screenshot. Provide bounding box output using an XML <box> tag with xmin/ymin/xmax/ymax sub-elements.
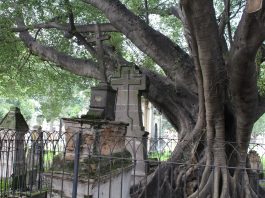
<box><xmin>63</xmin><ymin>118</ymin><xmax>129</xmax><ymax>161</ymax></box>
<box><xmin>44</xmin><ymin>165</ymin><xmax>132</xmax><ymax>198</ymax></box>
<box><xmin>45</xmin><ymin>118</ymin><xmax>132</xmax><ymax>198</ymax></box>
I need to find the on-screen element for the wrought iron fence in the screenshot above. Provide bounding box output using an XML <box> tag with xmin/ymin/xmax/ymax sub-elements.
<box><xmin>0</xmin><ymin>128</ymin><xmax>264</xmax><ymax>198</ymax></box>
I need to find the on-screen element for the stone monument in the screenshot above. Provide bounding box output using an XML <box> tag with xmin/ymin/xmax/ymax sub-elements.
<box><xmin>84</xmin><ymin>82</ymin><xmax>116</xmax><ymax>120</ymax></box>
<box><xmin>48</xmin><ymin>119</ymin><xmax>131</xmax><ymax>198</ymax></box>
<box><xmin>26</xmin><ymin>125</ymin><xmax>43</xmax><ymax>188</ymax></box>
<box><xmin>0</xmin><ymin>107</ymin><xmax>29</xmax><ymax>190</ymax></box>
<box><xmin>111</xmin><ymin>65</ymin><xmax>148</xmax><ymax>177</ymax></box>
<box><xmin>63</xmin><ymin>119</ymin><xmax>128</xmax><ymax>161</ymax></box>
<box><xmin>45</xmin><ymin>80</ymin><xmax>133</xmax><ymax>198</ymax></box>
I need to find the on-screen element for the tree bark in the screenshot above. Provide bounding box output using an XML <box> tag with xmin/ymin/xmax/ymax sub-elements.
<box><xmin>83</xmin><ymin>0</ymin><xmax>197</xmax><ymax>92</ymax></box>
<box><xmin>141</xmin><ymin>68</ymin><xmax>198</xmax><ymax>137</ymax></box>
<box><xmin>17</xmin><ymin>20</ymin><xmax>103</xmax><ymax>79</ymax></box>
<box><xmin>12</xmin><ymin>22</ymin><xmax>117</xmax><ymax>33</ymax></box>
<box><xmin>134</xmin><ymin>1</ymin><xmax>265</xmax><ymax>198</ymax></box>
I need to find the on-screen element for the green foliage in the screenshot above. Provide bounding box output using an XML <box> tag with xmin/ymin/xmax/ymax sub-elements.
<box><xmin>0</xmin><ymin>1</ymin><xmax>99</xmax><ymax>121</ymax></box>
<box><xmin>0</xmin><ymin>0</ymin><xmax>246</xmax><ymax>124</ymax></box>
<box><xmin>50</xmin><ymin>150</ymin><xmax>132</xmax><ymax>177</ymax></box>
<box><xmin>0</xmin><ymin>55</ymin><xmax>93</xmax><ymax>121</ymax></box>
<box><xmin>159</xmin><ymin>15</ymin><xmax>183</xmax><ymax>44</ymax></box>
<box><xmin>148</xmin><ymin>151</ymin><xmax>172</xmax><ymax>161</ymax></box>
<box><xmin>122</xmin><ymin>0</ymin><xmax>145</xmax><ymax>16</ymax></box>
<box><xmin>0</xmin><ymin>19</ymin><xmax>24</xmax><ymax>71</ymax></box>
<box><xmin>0</xmin><ymin>178</ymin><xmax>10</xmax><ymax>191</ymax></box>
<box><xmin>257</xmin><ymin>45</ymin><xmax>265</xmax><ymax>95</ymax></box>
<box><xmin>261</xmin><ymin>157</ymin><xmax>265</xmax><ymax>169</ymax></box>
<box><xmin>108</xmin><ymin>32</ymin><xmax>124</xmax><ymax>53</ymax></box>
<box><xmin>252</xmin><ymin>113</ymin><xmax>265</xmax><ymax>137</ymax></box>
<box><xmin>0</xmin><ymin>99</ymin><xmax>36</xmax><ymax>121</ymax></box>
<box><xmin>257</xmin><ymin>63</ymin><xmax>265</xmax><ymax>95</ymax></box>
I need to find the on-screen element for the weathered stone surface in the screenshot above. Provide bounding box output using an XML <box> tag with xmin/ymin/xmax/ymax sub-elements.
<box><xmin>44</xmin><ymin>165</ymin><xmax>133</xmax><ymax>198</ymax></box>
<box><xmin>84</xmin><ymin>82</ymin><xmax>116</xmax><ymax>120</ymax></box>
<box><xmin>97</xmin><ymin>124</ymin><xmax>127</xmax><ymax>155</ymax></box>
<box><xmin>0</xmin><ymin>107</ymin><xmax>28</xmax><ymax>132</ymax></box>
<box><xmin>111</xmin><ymin>66</ymin><xmax>148</xmax><ymax>176</ymax></box>
<box><xmin>0</xmin><ymin>107</ymin><xmax>28</xmax><ymax>189</ymax></box>
<box><xmin>111</xmin><ymin>66</ymin><xmax>146</xmax><ymax>132</ymax></box>
<box><xmin>26</xmin><ymin>125</ymin><xmax>43</xmax><ymax>186</ymax></box>
<box><xmin>248</xmin><ymin>150</ymin><xmax>264</xmax><ymax>178</ymax></box>
<box><xmin>63</xmin><ymin>118</ymin><xmax>128</xmax><ymax>161</ymax></box>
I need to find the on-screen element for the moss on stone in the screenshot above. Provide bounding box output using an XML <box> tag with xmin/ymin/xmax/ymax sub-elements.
<box><xmin>49</xmin><ymin>150</ymin><xmax>132</xmax><ymax>179</ymax></box>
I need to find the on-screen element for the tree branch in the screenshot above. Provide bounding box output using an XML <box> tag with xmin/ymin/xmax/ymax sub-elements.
<box><xmin>12</xmin><ymin>22</ymin><xmax>118</xmax><ymax>33</ymax></box>
<box><xmin>64</xmin><ymin>0</ymin><xmax>97</xmax><ymax>57</ymax></box>
<box><xmin>230</xmin><ymin>5</ymin><xmax>265</xmax><ymax>149</ymax></box>
<box><xmin>141</xmin><ymin>68</ymin><xmax>198</xmax><ymax>136</ymax></box>
<box><xmin>16</xmin><ymin>20</ymin><xmax>103</xmax><ymax>79</ymax></box>
<box><xmin>83</xmin><ymin>0</ymin><xmax>197</xmax><ymax>92</ymax></box>
<box><xmin>171</xmin><ymin>5</ymin><xmax>194</xmax><ymax>54</ymax></box>
<box><xmin>226</xmin><ymin>0</ymin><xmax>233</xmax><ymax>44</ymax></box>
<box><xmin>218</xmin><ymin>0</ymin><xmax>231</xmax><ymax>47</ymax></box>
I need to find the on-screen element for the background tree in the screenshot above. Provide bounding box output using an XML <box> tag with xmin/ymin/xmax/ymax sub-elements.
<box><xmin>1</xmin><ymin>0</ymin><xmax>265</xmax><ymax>197</ymax></box>
<box><xmin>0</xmin><ymin>59</ymin><xmax>93</xmax><ymax>121</ymax></box>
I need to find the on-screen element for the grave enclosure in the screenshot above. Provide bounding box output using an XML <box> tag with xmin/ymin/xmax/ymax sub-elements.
<box><xmin>50</xmin><ymin>65</ymin><xmax>150</xmax><ymax>197</ymax></box>
<box><xmin>0</xmin><ymin>65</ymin><xmax>151</xmax><ymax>198</ymax></box>
<box><xmin>0</xmin><ymin>107</ymin><xmax>28</xmax><ymax>190</ymax></box>
<box><xmin>48</xmin><ymin>118</ymin><xmax>132</xmax><ymax>198</ymax></box>
<box><xmin>0</xmin><ymin>66</ymin><xmax>265</xmax><ymax>198</ymax></box>
<box><xmin>0</xmin><ymin>107</ymin><xmax>135</xmax><ymax>198</ymax></box>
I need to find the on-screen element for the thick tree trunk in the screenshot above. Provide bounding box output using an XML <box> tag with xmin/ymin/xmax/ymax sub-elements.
<box><xmin>14</xmin><ymin>1</ymin><xmax>265</xmax><ymax>197</ymax></box>
<box><xmin>133</xmin><ymin>1</ymin><xmax>265</xmax><ymax>198</ymax></box>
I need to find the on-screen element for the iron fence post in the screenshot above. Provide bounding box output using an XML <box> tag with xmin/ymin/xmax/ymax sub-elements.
<box><xmin>72</xmin><ymin>131</ymin><xmax>82</xmax><ymax>198</ymax></box>
<box><xmin>38</xmin><ymin>128</ymin><xmax>44</xmax><ymax>190</ymax></box>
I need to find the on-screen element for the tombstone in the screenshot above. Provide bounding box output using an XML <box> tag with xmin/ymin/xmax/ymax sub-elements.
<box><xmin>0</xmin><ymin>107</ymin><xmax>28</xmax><ymax>190</ymax></box>
<box><xmin>26</xmin><ymin>125</ymin><xmax>43</xmax><ymax>188</ymax></box>
<box><xmin>83</xmin><ymin>82</ymin><xmax>116</xmax><ymax>120</ymax></box>
<box><xmin>111</xmin><ymin>65</ymin><xmax>148</xmax><ymax>177</ymax></box>
<box><xmin>248</xmin><ymin>150</ymin><xmax>264</xmax><ymax>179</ymax></box>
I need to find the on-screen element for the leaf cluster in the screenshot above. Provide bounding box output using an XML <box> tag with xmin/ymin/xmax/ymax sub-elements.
<box><xmin>0</xmin><ymin>54</ymin><xmax>94</xmax><ymax>121</ymax></box>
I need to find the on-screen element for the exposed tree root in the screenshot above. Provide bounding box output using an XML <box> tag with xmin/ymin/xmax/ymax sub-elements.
<box><xmin>132</xmin><ymin>148</ymin><xmax>265</xmax><ymax>198</ymax></box>
<box><xmin>188</xmin><ymin>171</ymin><xmax>213</xmax><ymax>198</ymax></box>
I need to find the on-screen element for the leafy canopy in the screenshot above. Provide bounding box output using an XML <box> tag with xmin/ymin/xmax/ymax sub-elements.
<box><xmin>0</xmin><ymin>0</ymin><xmax>265</xmax><ymax>123</ymax></box>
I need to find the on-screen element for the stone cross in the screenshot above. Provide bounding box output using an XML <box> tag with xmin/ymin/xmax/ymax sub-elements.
<box><xmin>111</xmin><ymin>66</ymin><xmax>147</xmax><ymax>177</ymax></box>
<box><xmin>111</xmin><ymin>66</ymin><xmax>146</xmax><ymax>134</ymax></box>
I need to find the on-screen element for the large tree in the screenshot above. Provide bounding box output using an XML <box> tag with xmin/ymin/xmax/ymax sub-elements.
<box><xmin>1</xmin><ymin>0</ymin><xmax>265</xmax><ymax>197</ymax></box>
